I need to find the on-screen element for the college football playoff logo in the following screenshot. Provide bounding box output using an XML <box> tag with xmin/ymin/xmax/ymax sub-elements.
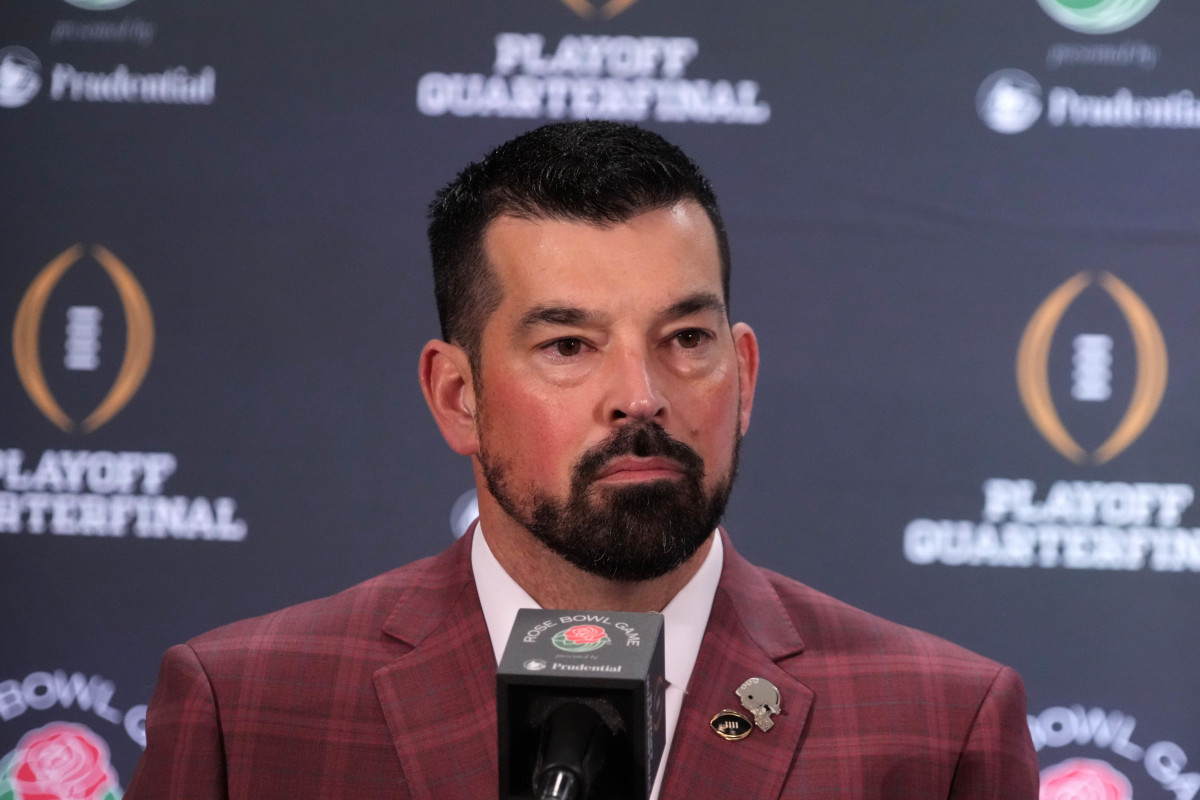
<box><xmin>1016</xmin><ymin>272</ymin><xmax>1166</xmax><ymax>464</ymax></box>
<box><xmin>558</xmin><ymin>0</ymin><xmax>639</xmax><ymax>19</ymax></box>
<box><xmin>13</xmin><ymin>244</ymin><xmax>155</xmax><ymax>433</ymax></box>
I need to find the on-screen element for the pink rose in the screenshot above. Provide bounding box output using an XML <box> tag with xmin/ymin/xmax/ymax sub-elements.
<box><xmin>11</xmin><ymin>722</ymin><xmax>117</xmax><ymax>800</ymax></box>
<box><xmin>1040</xmin><ymin>758</ymin><xmax>1132</xmax><ymax>800</ymax></box>
<box><xmin>564</xmin><ymin>625</ymin><xmax>608</xmax><ymax>644</ymax></box>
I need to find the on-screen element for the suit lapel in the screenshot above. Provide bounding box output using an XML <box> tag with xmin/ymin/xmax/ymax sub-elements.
<box><xmin>660</xmin><ymin>533</ymin><xmax>814</xmax><ymax>800</ymax></box>
<box><xmin>372</xmin><ymin>533</ymin><xmax>499</xmax><ymax>800</ymax></box>
<box><xmin>368</xmin><ymin>530</ymin><xmax>812</xmax><ymax>799</ymax></box>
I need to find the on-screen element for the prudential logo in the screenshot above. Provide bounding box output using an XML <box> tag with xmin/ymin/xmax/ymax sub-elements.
<box><xmin>0</xmin><ymin>47</ymin><xmax>42</xmax><ymax>109</ymax></box>
<box><xmin>977</xmin><ymin>69</ymin><xmax>1043</xmax><ymax>134</ymax></box>
<box><xmin>1036</xmin><ymin>0</ymin><xmax>1160</xmax><ymax>34</ymax></box>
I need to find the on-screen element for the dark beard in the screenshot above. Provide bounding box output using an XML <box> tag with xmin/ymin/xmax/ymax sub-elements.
<box><xmin>480</xmin><ymin>421</ymin><xmax>738</xmax><ymax>582</ymax></box>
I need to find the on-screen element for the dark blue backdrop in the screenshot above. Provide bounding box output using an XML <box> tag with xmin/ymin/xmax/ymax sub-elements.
<box><xmin>3</xmin><ymin>0</ymin><xmax>1197</xmax><ymax>796</ymax></box>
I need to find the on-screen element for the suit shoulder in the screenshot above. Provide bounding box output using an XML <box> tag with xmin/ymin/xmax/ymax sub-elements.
<box><xmin>186</xmin><ymin>550</ymin><xmax>449</xmax><ymax>661</ymax></box>
<box><xmin>757</xmin><ymin>566</ymin><xmax>1007</xmax><ymax>680</ymax></box>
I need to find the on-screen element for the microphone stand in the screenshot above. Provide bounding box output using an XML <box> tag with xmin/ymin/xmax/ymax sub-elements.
<box><xmin>533</xmin><ymin>701</ymin><xmax>617</xmax><ymax>800</ymax></box>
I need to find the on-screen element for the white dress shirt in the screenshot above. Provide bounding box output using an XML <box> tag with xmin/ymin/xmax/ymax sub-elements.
<box><xmin>471</xmin><ymin>522</ymin><xmax>724</xmax><ymax>800</ymax></box>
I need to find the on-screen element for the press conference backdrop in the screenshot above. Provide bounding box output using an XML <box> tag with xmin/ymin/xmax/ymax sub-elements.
<box><xmin>2</xmin><ymin>0</ymin><xmax>1197</xmax><ymax>796</ymax></box>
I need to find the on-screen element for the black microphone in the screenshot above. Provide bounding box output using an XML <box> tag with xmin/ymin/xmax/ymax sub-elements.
<box><xmin>529</xmin><ymin>696</ymin><xmax>620</xmax><ymax>800</ymax></box>
<box><xmin>497</xmin><ymin>609</ymin><xmax>666</xmax><ymax>800</ymax></box>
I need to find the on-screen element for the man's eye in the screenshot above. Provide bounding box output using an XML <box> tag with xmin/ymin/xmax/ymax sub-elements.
<box><xmin>552</xmin><ymin>338</ymin><xmax>583</xmax><ymax>357</ymax></box>
<box><xmin>675</xmin><ymin>330</ymin><xmax>708</xmax><ymax>349</ymax></box>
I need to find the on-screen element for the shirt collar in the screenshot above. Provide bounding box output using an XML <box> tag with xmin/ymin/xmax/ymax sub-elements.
<box><xmin>470</xmin><ymin>521</ymin><xmax>724</xmax><ymax>692</ymax></box>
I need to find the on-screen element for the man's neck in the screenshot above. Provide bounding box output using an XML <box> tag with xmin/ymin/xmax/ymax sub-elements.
<box><xmin>479</xmin><ymin>508</ymin><xmax>715</xmax><ymax>613</ymax></box>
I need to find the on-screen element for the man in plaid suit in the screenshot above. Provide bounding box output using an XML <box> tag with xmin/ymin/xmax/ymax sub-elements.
<box><xmin>128</xmin><ymin>122</ymin><xmax>1039</xmax><ymax>799</ymax></box>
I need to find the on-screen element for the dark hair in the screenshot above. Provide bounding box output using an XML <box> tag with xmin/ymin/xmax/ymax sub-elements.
<box><xmin>427</xmin><ymin>121</ymin><xmax>730</xmax><ymax>367</ymax></box>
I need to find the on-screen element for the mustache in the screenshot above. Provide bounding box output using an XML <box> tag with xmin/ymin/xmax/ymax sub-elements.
<box><xmin>574</xmin><ymin>422</ymin><xmax>705</xmax><ymax>482</ymax></box>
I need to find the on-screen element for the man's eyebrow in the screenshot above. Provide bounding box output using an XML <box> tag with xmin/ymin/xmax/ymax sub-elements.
<box><xmin>517</xmin><ymin>292</ymin><xmax>725</xmax><ymax>331</ymax></box>
<box><xmin>517</xmin><ymin>305</ymin><xmax>598</xmax><ymax>330</ymax></box>
<box><xmin>661</xmin><ymin>291</ymin><xmax>726</xmax><ymax>320</ymax></box>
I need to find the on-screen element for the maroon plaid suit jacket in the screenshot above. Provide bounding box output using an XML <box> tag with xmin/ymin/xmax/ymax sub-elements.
<box><xmin>126</xmin><ymin>531</ymin><xmax>1038</xmax><ymax>798</ymax></box>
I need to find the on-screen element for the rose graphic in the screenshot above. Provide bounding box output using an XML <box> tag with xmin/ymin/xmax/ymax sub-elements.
<box><xmin>1040</xmin><ymin>757</ymin><xmax>1132</xmax><ymax>800</ymax></box>
<box><xmin>565</xmin><ymin>625</ymin><xmax>607</xmax><ymax>644</ymax></box>
<box><xmin>552</xmin><ymin>624</ymin><xmax>611</xmax><ymax>652</ymax></box>
<box><xmin>0</xmin><ymin>722</ymin><xmax>121</xmax><ymax>800</ymax></box>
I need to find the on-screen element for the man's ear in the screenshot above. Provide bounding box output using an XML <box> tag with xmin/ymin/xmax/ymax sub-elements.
<box><xmin>419</xmin><ymin>339</ymin><xmax>479</xmax><ymax>456</ymax></box>
<box><xmin>731</xmin><ymin>322</ymin><xmax>759</xmax><ymax>435</ymax></box>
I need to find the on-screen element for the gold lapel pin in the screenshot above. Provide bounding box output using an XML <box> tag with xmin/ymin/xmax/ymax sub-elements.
<box><xmin>710</xmin><ymin>709</ymin><xmax>753</xmax><ymax>741</ymax></box>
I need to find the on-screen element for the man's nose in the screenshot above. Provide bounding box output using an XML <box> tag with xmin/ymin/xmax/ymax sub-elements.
<box><xmin>606</xmin><ymin>345</ymin><xmax>667</xmax><ymax>423</ymax></box>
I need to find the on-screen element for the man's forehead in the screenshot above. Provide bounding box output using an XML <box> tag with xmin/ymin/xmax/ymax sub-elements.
<box><xmin>483</xmin><ymin>200</ymin><xmax>716</xmax><ymax>250</ymax></box>
<box><xmin>481</xmin><ymin>202</ymin><xmax>722</xmax><ymax>289</ymax></box>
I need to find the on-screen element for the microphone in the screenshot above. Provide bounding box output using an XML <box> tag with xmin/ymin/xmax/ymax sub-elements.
<box><xmin>497</xmin><ymin>609</ymin><xmax>666</xmax><ymax>800</ymax></box>
<box><xmin>530</xmin><ymin>697</ymin><xmax>619</xmax><ymax>799</ymax></box>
